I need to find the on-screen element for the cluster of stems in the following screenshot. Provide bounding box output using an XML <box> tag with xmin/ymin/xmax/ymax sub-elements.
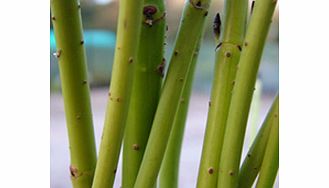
<box><xmin>196</xmin><ymin>0</ymin><xmax>248</xmax><ymax>186</ymax></box>
<box><xmin>92</xmin><ymin>0</ymin><xmax>144</xmax><ymax>187</ymax></box>
<box><xmin>122</xmin><ymin>0</ymin><xmax>166</xmax><ymax>187</ymax></box>
<box><xmin>159</xmin><ymin>38</ymin><xmax>202</xmax><ymax>188</ymax></box>
<box><xmin>133</xmin><ymin>1</ymin><xmax>212</xmax><ymax>187</ymax></box>
<box><xmin>217</xmin><ymin>0</ymin><xmax>278</xmax><ymax>187</ymax></box>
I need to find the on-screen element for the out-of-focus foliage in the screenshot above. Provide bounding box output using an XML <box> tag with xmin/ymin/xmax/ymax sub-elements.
<box><xmin>50</xmin><ymin>0</ymin><xmax>278</xmax><ymax>92</ymax></box>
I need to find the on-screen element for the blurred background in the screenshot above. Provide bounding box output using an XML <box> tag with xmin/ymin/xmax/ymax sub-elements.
<box><xmin>50</xmin><ymin>0</ymin><xmax>279</xmax><ymax>187</ymax></box>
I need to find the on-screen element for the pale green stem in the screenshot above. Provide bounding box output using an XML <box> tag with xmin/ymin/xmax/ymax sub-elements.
<box><xmin>255</xmin><ymin>112</ymin><xmax>279</xmax><ymax>188</ymax></box>
<box><xmin>92</xmin><ymin>0</ymin><xmax>144</xmax><ymax>187</ymax></box>
<box><xmin>238</xmin><ymin>95</ymin><xmax>278</xmax><ymax>188</ymax></box>
<box><xmin>50</xmin><ymin>1</ymin><xmax>97</xmax><ymax>187</ymax></box>
<box><xmin>159</xmin><ymin>40</ymin><xmax>201</xmax><ymax>188</ymax></box>
<box><xmin>196</xmin><ymin>0</ymin><xmax>248</xmax><ymax>187</ymax></box>
<box><xmin>217</xmin><ymin>0</ymin><xmax>277</xmax><ymax>187</ymax></box>
<box><xmin>122</xmin><ymin>0</ymin><xmax>166</xmax><ymax>187</ymax></box>
<box><xmin>133</xmin><ymin>1</ymin><xmax>211</xmax><ymax>187</ymax></box>
<box><xmin>249</xmin><ymin>79</ymin><xmax>263</xmax><ymax>147</ymax></box>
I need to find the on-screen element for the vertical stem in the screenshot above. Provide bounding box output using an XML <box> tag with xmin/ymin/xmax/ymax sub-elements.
<box><xmin>122</xmin><ymin>0</ymin><xmax>166</xmax><ymax>187</ymax></box>
<box><xmin>249</xmin><ymin>79</ymin><xmax>263</xmax><ymax>147</ymax></box>
<box><xmin>255</xmin><ymin>114</ymin><xmax>279</xmax><ymax>188</ymax></box>
<box><xmin>159</xmin><ymin>40</ymin><xmax>201</xmax><ymax>188</ymax></box>
<box><xmin>238</xmin><ymin>95</ymin><xmax>279</xmax><ymax>188</ymax></box>
<box><xmin>50</xmin><ymin>0</ymin><xmax>97</xmax><ymax>187</ymax></box>
<box><xmin>217</xmin><ymin>0</ymin><xmax>277</xmax><ymax>187</ymax></box>
<box><xmin>133</xmin><ymin>1</ymin><xmax>211</xmax><ymax>187</ymax></box>
<box><xmin>196</xmin><ymin>0</ymin><xmax>248</xmax><ymax>187</ymax></box>
<box><xmin>92</xmin><ymin>0</ymin><xmax>144</xmax><ymax>187</ymax></box>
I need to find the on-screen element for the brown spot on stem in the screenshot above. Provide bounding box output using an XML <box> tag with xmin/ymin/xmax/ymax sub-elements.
<box><xmin>244</xmin><ymin>42</ymin><xmax>248</xmax><ymax>46</ymax></box>
<box><xmin>143</xmin><ymin>5</ymin><xmax>157</xmax><ymax>16</ymax></box>
<box><xmin>274</xmin><ymin>114</ymin><xmax>278</xmax><ymax>118</ymax></box>
<box><xmin>208</xmin><ymin>101</ymin><xmax>211</xmax><ymax>107</ymax></box>
<box><xmin>166</xmin><ymin>25</ymin><xmax>169</xmax><ymax>31</ymax></box>
<box><xmin>54</xmin><ymin>49</ymin><xmax>62</xmax><ymax>58</ymax></box>
<box><xmin>78</xmin><ymin>4</ymin><xmax>81</xmax><ymax>9</ymax></box>
<box><xmin>174</xmin><ymin>50</ymin><xmax>179</xmax><ymax>56</ymax></box>
<box><xmin>225</xmin><ymin>51</ymin><xmax>232</xmax><ymax>58</ymax></box>
<box><xmin>156</xmin><ymin>58</ymin><xmax>166</xmax><ymax>77</ymax></box>
<box><xmin>51</xmin><ymin>16</ymin><xmax>56</xmax><ymax>21</ymax></box>
<box><xmin>116</xmin><ymin>97</ymin><xmax>121</xmax><ymax>102</ymax></box>
<box><xmin>128</xmin><ymin>57</ymin><xmax>133</xmax><ymax>64</ymax></box>
<box><xmin>179</xmin><ymin>78</ymin><xmax>184</xmax><ymax>82</ymax></box>
<box><xmin>247</xmin><ymin>154</ymin><xmax>251</xmax><ymax>158</ymax></box>
<box><xmin>250</xmin><ymin>1</ymin><xmax>255</xmax><ymax>15</ymax></box>
<box><xmin>213</xmin><ymin>13</ymin><xmax>221</xmax><ymax>39</ymax></box>
<box><xmin>253</xmin><ymin>167</ymin><xmax>258</xmax><ymax>170</ymax></box>
<box><xmin>232</xmin><ymin>80</ymin><xmax>235</xmax><ymax>86</ymax></box>
<box><xmin>215</xmin><ymin>42</ymin><xmax>222</xmax><ymax>51</ymax></box>
<box><xmin>237</xmin><ymin>45</ymin><xmax>242</xmax><ymax>51</ymax></box>
<box><xmin>80</xmin><ymin>40</ymin><xmax>84</xmax><ymax>45</ymax></box>
<box><xmin>70</xmin><ymin>165</ymin><xmax>80</xmax><ymax>178</ymax></box>
<box><xmin>108</xmin><ymin>92</ymin><xmax>111</xmax><ymax>96</ymax></box>
<box><xmin>164</xmin><ymin>42</ymin><xmax>167</xmax><ymax>45</ymax></box>
<box><xmin>204</xmin><ymin>11</ymin><xmax>208</xmax><ymax>17</ymax></box>
<box><xmin>229</xmin><ymin>170</ymin><xmax>234</xmax><ymax>176</ymax></box>
<box><xmin>180</xmin><ymin>98</ymin><xmax>185</xmax><ymax>103</ymax></box>
<box><xmin>82</xmin><ymin>80</ymin><xmax>87</xmax><ymax>84</ymax></box>
<box><xmin>113</xmin><ymin>169</ymin><xmax>117</xmax><ymax>174</ymax></box>
<box><xmin>76</xmin><ymin>115</ymin><xmax>81</xmax><ymax>120</ymax></box>
<box><xmin>132</xmin><ymin>144</ymin><xmax>140</xmax><ymax>151</ymax></box>
<box><xmin>208</xmin><ymin>167</ymin><xmax>214</xmax><ymax>174</ymax></box>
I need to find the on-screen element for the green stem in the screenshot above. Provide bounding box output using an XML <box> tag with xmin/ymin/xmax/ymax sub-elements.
<box><xmin>122</xmin><ymin>0</ymin><xmax>166</xmax><ymax>187</ymax></box>
<box><xmin>196</xmin><ymin>0</ymin><xmax>248</xmax><ymax>187</ymax></box>
<box><xmin>133</xmin><ymin>1</ymin><xmax>211</xmax><ymax>187</ymax></box>
<box><xmin>255</xmin><ymin>112</ymin><xmax>279</xmax><ymax>188</ymax></box>
<box><xmin>249</xmin><ymin>79</ymin><xmax>263</xmax><ymax>147</ymax></box>
<box><xmin>50</xmin><ymin>1</ymin><xmax>97</xmax><ymax>187</ymax></box>
<box><xmin>92</xmin><ymin>0</ymin><xmax>144</xmax><ymax>187</ymax></box>
<box><xmin>159</xmin><ymin>40</ymin><xmax>201</xmax><ymax>188</ymax></box>
<box><xmin>238</xmin><ymin>95</ymin><xmax>279</xmax><ymax>188</ymax></box>
<box><xmin>217</xmin><ymin>0</ymin><xmax>277</xmax><ymax>187</ymax></box>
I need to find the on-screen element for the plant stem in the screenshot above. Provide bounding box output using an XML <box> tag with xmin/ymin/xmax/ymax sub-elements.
<box><xmin>238</xmin><ymin>95</ymin><xmax>278</xmax><ymax>188</ymax></box>
<box><xmin>159</xmin><ymin>39</ymin><xmax>201</xmax><ymax>188</ymax></box>
<box><xmin>133</xmin><ymin>1</ymin><xmax>211</xmax><ymax>187</ymax></box>
<box><xmin>255</xmin><ymin>112</ymin><xmax>279</xmax><ymax>188</ymax></box>
<box><xmin>50</xmin><ymin>0</ymin><xmax>97</xmax><ymax>187</ymax></box>
<box><xmin>92</xmin><ymin>0</ymin><xmax>144</xmax><ymax>187</ymax></box>
<box><xmin>249</xmin><ymin>79</ymin><xmax>263</xmax><ymax>147</ymax></box>
<box><xmin>196</xmin><ymin>0</ymin><xmax>248</xmax><ymax>187</ymax></box>
<box><xmin>217</xmin><ymin>0</ymin><xmax>277</xmax><ymax>187</ymax></box>
<box><xmin>122</xmin><ymin>0</ymin><xmax>166</xmax><ymax>187</ymax></box>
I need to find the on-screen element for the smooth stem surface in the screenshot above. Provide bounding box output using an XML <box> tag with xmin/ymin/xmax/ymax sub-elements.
<box><xmin>217</xmin><ymin>0</ymin><xmax>277</xmax><ymax>187</ymax></box>
<box><xmin>249</xmin><ymin>79</ymin><xmax>263</xmax><ymax>147</ymax></box>
<box><xmin>92</xmin><ymin>0</ymin><xmax>144</xmax><ymax>187</ymax></box>
<box><xmin>256</xmin><ymin>114</ymin><xmax>279</xmax><ymax>188</ymax></box>
<box><xmin>122</xmin><ymin>0</ymin><xmax>166</xmax><ymax>187</ymax></box>
<box><xmin>238</xmin><ymin>95</ymin><xmax>279</xmax><ymax>188</ymax></box>
<box><xmin>159</xmin><ymin>40</ymin><xmax>201</xmax><ymax>188</ymax></box>
<box><xmin>51</xmin><ymin>1</ymin><xmax>97</xmax><ymax>187</ymax></box>
<box><xmin>133</xmin><ymin>1</ymin><xmax>211</xmax><ymax>187</ymax></box>
<box><xmin>196</xmin><ymin>0</ymin><xmax>247</xmax><ymax>187</ymax></box>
